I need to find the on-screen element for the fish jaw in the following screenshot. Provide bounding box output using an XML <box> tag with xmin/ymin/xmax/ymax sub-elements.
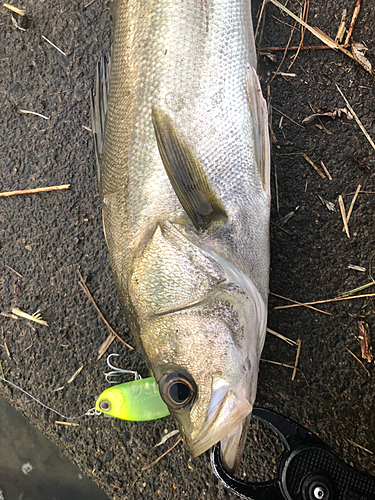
<box><xmin>129</xmin><ymin>222</ymin><xmax>267</xmax><ymax>465</ymax></box>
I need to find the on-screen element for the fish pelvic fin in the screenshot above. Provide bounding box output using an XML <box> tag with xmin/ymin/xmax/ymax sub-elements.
<box><xmin>90</xmin><ymin>55</ymin><xmax>110</xmax><ymax>187</ymax></box>
<box><xmin>246</xmin><ymin>65</ymin><xmax>271</xmax><ymax>198</ymax></box>
<box><xmin>152</xmin><ymin>106</ymin><xmax>228</xmax><ymax>232</ymax></box>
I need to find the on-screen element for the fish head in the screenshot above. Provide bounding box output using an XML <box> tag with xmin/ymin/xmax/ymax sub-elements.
<box><xmin>129</xmin><ymin>222</ymin><xmax>267</xmax><ymax>471</ymax></box>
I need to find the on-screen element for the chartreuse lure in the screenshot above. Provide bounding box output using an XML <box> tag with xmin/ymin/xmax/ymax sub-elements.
<box><xmin>95</xmin><ymin>377</ymin><xmax>170</xmax><ymax>421</ymax></box>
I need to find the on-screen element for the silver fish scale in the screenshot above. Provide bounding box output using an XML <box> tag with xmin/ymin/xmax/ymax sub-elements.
<box><xmin>100</xmin><ymin>0</ymin><xmax>268</xmax><ymax>300</ymax></box>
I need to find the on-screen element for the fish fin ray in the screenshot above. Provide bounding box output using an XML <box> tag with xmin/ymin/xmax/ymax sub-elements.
<box><xmin>152</xmin><ymin>107</ymin><xmax>228</xmax><ymax>231</ymax></box>
<box><xmin>246</xmin><ymin>65</ymin><xmax>271</xmax><ymax>197</ymax></box>
<box><xmin>90</xmin><ymin>55</ymin><xmax>110</xmax><ymax>186</ymax></box>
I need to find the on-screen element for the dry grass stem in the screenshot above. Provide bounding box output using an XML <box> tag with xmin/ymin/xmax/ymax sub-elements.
<box><xmin>344</xmin><ymin>184</ymin><xmax>361</xmax><ymax>229</ymax></box>
<box><xmin>261</xmin><ymin>45</ymin><xmax>330</xmax><ymax>51</ymax></box>
<box><xmin>270</xmin><ymin>291</ymin><xmax>331</xmax><ymax>315</ymax></box>
<box><xmin>268</xmin><ymin>0</ymin><xmax>370</xmax><ymax>71</ymax></box>
<box><xmin>0</xmin><ymin>184</ymin><xmax>70</xmax><ymax>197</ymax></box>
<box><xmin>320</xmin><ymin>161</ymin><xmax>332</xmax><ymax>180</ymax></box>
<box><xmin>340</xmin><ymin>282</ymin><xmax>375</xmax><ymax>297</ymax></box>
<box><xmin>347</xmin><ymin>439</ymin><xmax>373</xmax><ymax>455</ymax></box>
<box><xmin>272</xmin><ymin>107</ymin><xmax>305</xmax><ymax>129</ymax></box>
<box><xmin>5</xmin><ymin>265</ymin><xmax>23</xmax><ymax>277</ymax></box>
<box><xmin>288</xmin><ymin>0</ymin><xmax>309</xmax><ymax>71</ymax></box>
<box><xmin>82</xmin><ymin>125</ymin><xmax>92</xmax><ymax>132</ymax></box>
<box><xmin>348</xmin><ymin>264</ymin><xmax>366</xmax><ymax>272</ymax></box>
<box><xmin>78</xmin><ymin>271</ymin><xmax>133</xmax><ymax>350</ymax></box>
<box><xmin>274</xmin><ymin>293</ymin><xmax>375</xmax><ymax>310</ymax></box>
<box><xmin>267</xmin><ymin>327</ymin><xmax>297</xmax><ymax>346</ymax></box>
<box><xmin>255</xmin><ymin>0</ymin><xmax>268</xmax><ymax>40</ymax></box>
<box><xmin>11</xmin><ymin>308</ymin><xmax>48</xmax><ymax>326</ymax></box>
<box><xmin>55</xmin><ymin>421</ymin><xmax>79</xmax><ymax>427</ymax></box>
<box><xmin>260</xmin><ymin>358</ymin><xmax>296</xmax><ymax>370</ymax></box>
<box><xmin>336</xmin><ymin>85</ymin><xmax>375</xmax><ymax>152</ymax></box>
<box><xmin>97</xmin><ymin>334</ymin><xmax>116</xmax><ymax>361</ymax></box>
<box><xmin>338</xmin><ymin>195</ymin><xmax>350</xmax><ymax>238</ymax></box>
<box><xmin>19</xmin><ymin>109</ymin><xmax>49</xmax><ymax>120</ymax></box>
<box><xmin>344</xmin><ymin>0</ymin><xmax>361</xmax><ymax>47</ymax></box>
<box><xmin>358</xmin><ymin>321</ymin><xmax>373</xmax><ymax>363</ymax></box>
<box><xmin>302</xmin><ymin>154</ymin><xmax>326</xmax><ymax>179</ymax></box>
<box><xmin>342</xmin><ymin>344</ymin><xmax>370</xmax><ymax>377</ymax></box>
<box><xmin>3</xmin><ymin>2</ymin><xmax>25</xmax><ymax>15</ymax></box>
<box><xmin>335</xmin><ymin>9</ymin><xmax>347</xmax><ymax>43</ymax></box>
<box><xmin>292</xmin><ymin>339</ymin><xmax>302</xmax><ymax>381</ymax></box>
<box><xmin>42</xmin><ymin>35</ymin><xmax>67</xmax><ymax>56</ymax></box>
<box><xmin>0</xmin><ymin>312</ymin><xmax>18</xmax><ymax>319</ymax></box>
<box><xmin>67</xmin><ymin>365</ymin><xmax>84</xmax><ymax>384</ymax></box>
<box><xmin>142</xmin><ymin>437</ymin><xmax>182</xmax><ymax>471</ymax></box>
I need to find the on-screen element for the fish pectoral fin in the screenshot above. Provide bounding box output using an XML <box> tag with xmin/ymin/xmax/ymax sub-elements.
<box><xmin>152</xmin><ymin>107</ymin><xmax>228</xmax><ymax>232</ymax></box>
<box><xmin>90</xmin><ymin>55</ymin><xmax>110</xmax><ymax>186</ymax></box>
<box><xmin>246</xmin><ymin>64</ymin><xmax>271</xmax><ymax>198</ymax></box>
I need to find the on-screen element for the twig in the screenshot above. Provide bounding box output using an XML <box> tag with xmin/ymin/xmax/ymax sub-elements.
<box><xmin>77</xmin><ymin>271</ymin><xmax>133</xmax><ymax>350</ymax></box>
<box><xmin>358</xmin><ymin>321</ymin><xmax>373</xmax><ymax>363</ymax></box>
<box><xmin>5</xmin><ymin>265</ymin><xmax>23</xmax><ymax>277</ymax></box>
<box><xmin>268</xmin><ymin>0</ymin><xmax>357</xmax><ymax>63</ymax></box>
<box><xmin>338</xmin><ymin>195</ymin><xmax>350</xmax><ymax>238</ymax></box>
<box><xmin>19</xmin><ymin>109</ymin><xmax>49</xmax><ymax>120</ymax></box>
<box><xmin>344</xmin><ymin>0</ymin><xmax>361</xmax><ymax>47</ymax></box>
<box><xmin>336</xmin><ymin>85</ymin><xmax>375</xmax><ymax>152</ymax></box>
<box><xmin>142</xmin><ymin>437</ymin><xmax>182</xmax><ymax>471</ymax></box>
<box><xmin>271</xmin><ymin>221</ymin><xmax>292</xmax><ymax>235</ymax></box>
<box><xmin>0</xmin><ymin>185</ymin><xmax>70</xmax><ymax>197</ymax></box>
<box><xmin>270</xmin><ymin>291</ymin><xmax>331</xmax><ymax>315</ymax></box>
<box><xmin>267</xmin><ymin>327</ymin><xmax>298</xmax><ymax>346</ymax></box>
<box><xmin>292</xmin><ymin>339</ymin><xmax>302</xmax><ymax>381</ymax></box>
<box><xmin>341</xmin><ymin>344</ymin><xmax>370</xmax><ymax>377</ymax></box>
<box><xmin>302</xmin><ymin>154</ymin><xmax>326</xmax><ymax>179</ymax></box>
<box><xmin>272</xmin><ymin>107</ymin><xmax>305</xmax><ymax>129</ymax></box>
<box><xmin>42</xmin><ymin>35</ymin><xmax>67</xmax><ymax>57</ymax></box>
<box><xmin>320</xmin><ymin>161</ymin><xmax>332</xmax><ymax>180</ymax></box>
<box><xmin>274</xmin><ymin>293</ymin><xmax>375</xmax><ymax>310</ymax></box>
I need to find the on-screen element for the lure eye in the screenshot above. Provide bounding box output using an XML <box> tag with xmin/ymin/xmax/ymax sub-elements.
<box><xmin>159</xmin><ymin>372</ymin><xmax>196</xmax><ymax>410</ymax></box>
<box><xmin>99</xmin><ymin>400</ymin><xmax>111</xmax><ymax>412</ymax></box>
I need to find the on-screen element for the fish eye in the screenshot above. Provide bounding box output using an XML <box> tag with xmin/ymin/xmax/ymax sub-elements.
<box><xmin>99</xmin><ymin>400</ymin><xmax>111</xmax><ymax>412</ymax></box>
<box><xmin>159</xmin><ymin>372</ymin><xmax>196</xmax><ymax>409</ymax></box>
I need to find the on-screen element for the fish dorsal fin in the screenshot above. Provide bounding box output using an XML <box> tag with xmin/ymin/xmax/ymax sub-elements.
<box><xmin>246</xmin><ymin>65</ymin><xmax>271</xmax><ymax>197</ymax></box>
<box><xmin>152</xmin><ymin>107</ymin><xmax>228</xmax><ymax>232</ymax></box>
<box><xmin>90</xmin><ymin>55</ymin><xmax>110</xmax><ymax>185</ymax></box>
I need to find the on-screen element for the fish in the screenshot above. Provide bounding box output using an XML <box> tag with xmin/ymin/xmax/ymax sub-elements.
<box><xmin>91</xmin><ymin>0</ymin><xmax>270</xmax><ymax>472</ymax></box>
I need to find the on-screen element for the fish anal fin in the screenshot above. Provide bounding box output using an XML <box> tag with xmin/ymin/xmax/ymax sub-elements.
<box><xmin>152</xmin><ymin>107</ymin><xmax>228</xmax><ymax>232</ymax></box>
<box><xmin>246</xmin><ymin>65</ymin><xmax>271</xmax><ymax>198</ymax></box>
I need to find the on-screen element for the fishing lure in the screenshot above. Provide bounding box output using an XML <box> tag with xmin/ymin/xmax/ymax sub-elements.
<box><xmin>95</xmin><ymin>377</ymin><xmax>170</xmax><ymax>421</ymax></box>
<box><xmin>95</xmin><ymin>354</ymin><xmax>170</xmax><ymax>421</ymax></box>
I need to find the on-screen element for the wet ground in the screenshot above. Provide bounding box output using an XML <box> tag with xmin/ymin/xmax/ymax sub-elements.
<box><xmin>0</xmin><ymin>0</ymin><xmax>374</xmax><ymax>499</ymax></box>
<box><xmin>0</xmin><ymin>395</ymin><xmax>109</xmax><ymax>500</ymax></box>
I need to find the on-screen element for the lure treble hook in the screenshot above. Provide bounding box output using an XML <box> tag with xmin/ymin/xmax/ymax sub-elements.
<box><xmin>104</xmin><ymin>353</ymin><xmax>142</xmax><ymax>383</ymax></box>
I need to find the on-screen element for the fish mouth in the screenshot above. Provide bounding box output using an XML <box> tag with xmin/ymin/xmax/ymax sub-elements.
<box><xmin>183</xmin><ymin>383</ymin><xmax>252</xmax><ymax>463</ymax></box>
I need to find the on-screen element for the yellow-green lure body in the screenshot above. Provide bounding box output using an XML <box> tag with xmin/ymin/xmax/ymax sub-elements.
<box><xmin>95</xmin><ymin>377</ymin><xmax>170</xmax><ymax>421</ymax></box>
